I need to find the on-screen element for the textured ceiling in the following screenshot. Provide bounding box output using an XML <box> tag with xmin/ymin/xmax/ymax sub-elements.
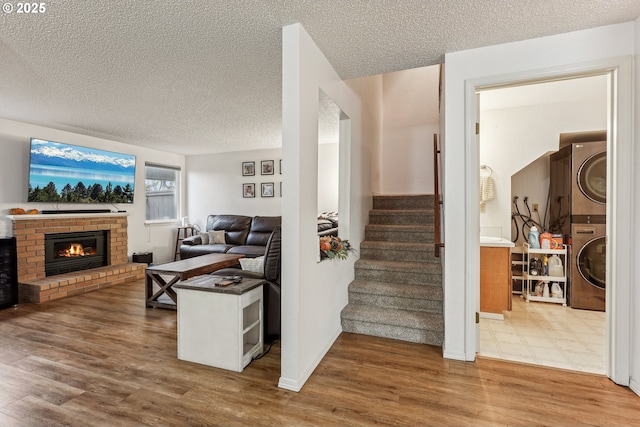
<box><xmin>1</xmin><ymin>1</ymin><xmax>639</xmax><ymax>155</ymax></box>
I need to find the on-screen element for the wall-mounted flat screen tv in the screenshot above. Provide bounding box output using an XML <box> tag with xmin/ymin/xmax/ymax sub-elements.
<box><xmin>28</xmin><ymin>138</ymin><xmax>136</xmax><ymax>203</ymax></box>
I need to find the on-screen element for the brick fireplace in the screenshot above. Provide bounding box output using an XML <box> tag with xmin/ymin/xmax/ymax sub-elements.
<box><xmin>10</xmin><ymin>213</ymin><xmax>145</xmax><ymax>303</ymax></box>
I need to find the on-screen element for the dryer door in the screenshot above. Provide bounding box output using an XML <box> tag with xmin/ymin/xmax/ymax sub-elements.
<box><xmin>577</xmin><ymin>151</ymin><xmax>606</xmax><ymax>204</ymax></box>
<box><xmin>576</xmin><ymin>235</ymin><xmax>606</xmax><ymax>290</ymax></box>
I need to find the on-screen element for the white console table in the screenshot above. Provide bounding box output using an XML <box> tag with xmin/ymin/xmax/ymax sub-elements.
<box><xmin>174</xmin><ymin>276</ymin><xmax>265</xmax><ymax>372</ymax></box>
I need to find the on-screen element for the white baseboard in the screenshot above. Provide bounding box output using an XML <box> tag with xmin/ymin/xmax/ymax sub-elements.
<box><xmin>443</xmin><ymin>348</ymin><xmax>468</xmax><ymax>361</ymax></box>
<box><xmin>277</xmin><ymin>377</ymin><xmax>302</xmax><ymax>392</ymax></box>
<box><xmin>278</xmin><ymin>327</ymin><xmax>342</xmax><ymax>393</ymax></box>
<box><xmin>480</xmin><ymin>312</ymin><xmax>504</xmax><ymax>320</ymax></box>
<box><xmin>630</xmin><ymin>377</ymin><xmax>640</xmax><ymax>398</ymax></box>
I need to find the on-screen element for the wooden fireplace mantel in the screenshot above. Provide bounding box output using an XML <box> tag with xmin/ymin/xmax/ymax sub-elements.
<box><xmin>7</xmin><ymin>212</ymin><xmax>130</xmax><ymax>221</ymax></box>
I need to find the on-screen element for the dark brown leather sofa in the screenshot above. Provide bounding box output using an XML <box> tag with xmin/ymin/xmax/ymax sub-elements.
<box><xmin>179</xmin><ymin>215</ymin><xmax>281</xmax><ymax>259</ymax></box>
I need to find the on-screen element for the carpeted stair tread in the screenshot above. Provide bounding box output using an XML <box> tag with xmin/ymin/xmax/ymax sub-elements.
<box><xmin>349</xmin><ymin>279</ymin><xmax>443</xmax><ymax>300</ymax></box>
<box><xmin>341</xmin><ymin>304</ymin><xmax>443</xmax><ymax>331</ymax></box>
<box><xmin>360</xmin><ymin>241</ymin><xmax>431</xmax><ymax>251</ymax></box>
<box><xmin>370</xmin><ymin>209</ymin><xmax>433</xmax><ymax>214</ymax></box>
<box><xmin>369</xmin><ymin>210</ymin><xmax>434</xmax><ymax>226</ymax></box>
<box><xmin>360</xmin><ymin>241</ymin><xmax>437</xmax><ymax>262</ymax></box>
<box><xmin>365</xmin><ymin>224</ymin><xmax>434</xmax><ymax>232</ymax></box>
<box><xmin>348</xmin><ymin>280</ymin><xmax>443</xmax><ymax>313</ymax></box>
<box><xmin>364</xmin><ymin>224</ymin><xmax>435</xmax><ymax>243</ymax></box>
<box><xmin>373</xmin><ymin>194</ymin><xmax>435</xmax><ymax>210</ymax></box>
<box><xmin>341</xmin><ymin>318</ymin><xmax>443</xmax><ymax>345</ymax></box>
<box><xmin>355</xmin><ymin>258</ymin><xmax>441</xmax><ymax>274</ymax></box>
<box><xmin>365</xmin><ymin>224</ymin><xmax>434</xmax><ymax>236</ymax></box>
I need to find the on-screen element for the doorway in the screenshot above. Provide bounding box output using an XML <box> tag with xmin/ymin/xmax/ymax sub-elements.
<box><xmin>476</xmin><ymin>74</ymin><xmax>608</xmax><ymax>374</ymax></box>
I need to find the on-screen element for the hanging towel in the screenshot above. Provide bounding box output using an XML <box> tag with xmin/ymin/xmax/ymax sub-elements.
<box><xmin>480</xmin><ymin>175</ymin><xmax>495</xmax><ymax>205</ymax></box>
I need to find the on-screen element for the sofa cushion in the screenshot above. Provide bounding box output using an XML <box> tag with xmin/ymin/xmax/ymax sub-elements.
<box><xmin>239</xmin><ymin>256</ymin><xmax>264</xmax><ymax>273</ymax></box>
<box><xmin>182</xmin><ymin>235</ymin><xmax>202</xmax><ymax>246</ymax></box>
<box><xmin>206</xmin><ymin>215</ymin><xmax>251</xmax><ymax>245</ymax></box>
<box><xmin>208</xmin><ymin>230</ymin><xmax>226</xmax><ymax>244</ymax></box>
<box><xmin>227</xmin><ymin>245</ymin><xmax>267</xmax><ymax>258</ymax></box>
<box><xmin>246</xmin><ymin>216</ymin><xmax>282</xmax><ymax>246</ymax></box>
<box><xmin>199</xmin><ymin>233</ymin><xmax>210</xmax><ymax>244</ymax></box>
<box><xmin>180</xmin><ymin>244</ymin><xmax>233</xmax><ymax>258</ymax></box>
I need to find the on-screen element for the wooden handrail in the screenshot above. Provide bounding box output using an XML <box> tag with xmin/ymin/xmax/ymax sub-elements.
<box><xmin>433</xmin><ymin>134</ymin><xmax>444</xmax><ymax>257</ymax></box>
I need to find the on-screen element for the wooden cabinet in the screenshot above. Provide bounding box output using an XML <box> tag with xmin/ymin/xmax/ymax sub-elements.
<box><xmin>480</xmin><ymin>246</ymin><xmax>512</xmax><ymax>315</ymax></box>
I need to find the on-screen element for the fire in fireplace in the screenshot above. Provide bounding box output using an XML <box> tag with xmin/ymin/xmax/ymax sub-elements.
<box><xmin>45</xmin><ymin>231</ymin><xmax>108</xmax><ymax>276</ymax></box>
<box><xmin>58</xmin><ymin>242</ymin><xmax>95</xmax><ymax>257</ymax></box>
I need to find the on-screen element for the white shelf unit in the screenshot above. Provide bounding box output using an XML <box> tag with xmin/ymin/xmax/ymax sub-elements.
<box><xmin>176</xmin><ymin>281</ymin><xmax>264</xmax><ymax>372</ymax></box>
<box><xmin>522</xmin><ymin>243</ymin><xmax>568</xmax><ymax>306</ymax></box>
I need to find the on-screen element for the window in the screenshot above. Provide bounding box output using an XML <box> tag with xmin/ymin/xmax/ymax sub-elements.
<box><xmin>145</xmin><ymin>163</ymin><xmax>180</xmax><ymax>222</ymax></box>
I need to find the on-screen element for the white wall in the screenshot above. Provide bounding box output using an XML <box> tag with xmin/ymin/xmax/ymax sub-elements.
<box><xmin>318</xmin><ymin>143</ymin><xmax>339</xmax><ymax>213</ymax></box>
<box><xmin>479</xmin><ymin>82</ymin><xmax>607</xmax><ymax>241</ymax></box>
<box><xmin>380</xmin><ymin>66</ymin><xmax>439</xmax><ymax>194</ymax></box>
<box><xmin>347</xmin><ymin>75</ymin><xmax>383</xmax><ymax>194</ymax></box>
<box><xmin>279</xmin><ymin>23</ymin><xmax>375</xmax><ymax>391</ymax></box>
<box><xmin>185</xmin><ymin>143</ymin><xmax>343</xmax><ymax>222</ymax></box>
<box><xmin>509</xmin><ymin>156</ymin><xmax>549</xmax><ymax>242</ymax></box>
<box><xmin>443</xmin><ymin>22</ymin><xmax>635</xmax><ymax>390</ymax></box>
<box><xmin>185</xmin><ymin>148</ymin><xmax>283</xmax><ymax>227</ymax></box>
<box><xmin>0</xmin><ymin>118</ymin><xmax>186</xmax><ymax>263</ymax></box>
<box><xmin>631</xmin><ymin>15</ymin><xmax>640</xmax><ymax>397</ymax></box>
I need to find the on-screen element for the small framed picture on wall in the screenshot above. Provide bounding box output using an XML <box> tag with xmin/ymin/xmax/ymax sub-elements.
<box><xmin>242</xmin><ymin>161</ymin><xmax>255</xmax><ymax>176</ymax></box>
<box><xmin>261</xmin><ymin>160</ymin><xmax>274</xmax><ymax>175</ymax></box>
<box><xmin>243</xmin><ymin>183</ymin><xmax>255</xmax><ymax>198</ymax></box>
<box><xmin>261</xmin><ymin>182</ymin><xmax>274</xmax><ymax>197</ymax></box>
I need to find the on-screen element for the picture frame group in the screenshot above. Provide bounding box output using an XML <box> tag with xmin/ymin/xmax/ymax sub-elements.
<box><xmin>243</xmin><ymin>159</ymin><xmax>282</xmax><ymax>176</ymax></box>
<box><xmin>242</xmin><ymin>159</ymin><xmax>281</xmax><ymax>198</ymax></box>
<box><xmin>243</xmin><ymin>182</ymin><xmax>276</xmax><ymax>198</ymax></box>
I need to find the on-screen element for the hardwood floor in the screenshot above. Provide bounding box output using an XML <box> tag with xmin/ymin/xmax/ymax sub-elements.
<box><xmin>0</xmin><ymin>279</ymin><xmax>638</xmax><ymax>426</ymax></box>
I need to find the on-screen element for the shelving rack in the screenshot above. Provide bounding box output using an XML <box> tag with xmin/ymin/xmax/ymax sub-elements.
<box><xmin>511</xmin><ymin>245</ymin><xmax>526</xmax><ymax>295</ymax></box>
<box><xmin>523</xmin><ymin>243</ymin><xmax>568</xmax><ymax>306</ymax></box>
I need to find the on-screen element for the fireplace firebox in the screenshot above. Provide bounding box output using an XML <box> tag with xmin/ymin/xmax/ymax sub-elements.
<box><xmin>45</xmin><ymin>231</ymin><xmax>108</xmax><ymax>276</ymax></box>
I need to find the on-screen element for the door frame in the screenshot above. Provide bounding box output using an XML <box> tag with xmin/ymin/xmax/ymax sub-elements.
<box><xmin>464</xmin><ymin>56</ymin><xmax>632</xmax><ymax>385</ymax></box>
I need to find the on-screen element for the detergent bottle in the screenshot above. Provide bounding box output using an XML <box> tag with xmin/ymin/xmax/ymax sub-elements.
<box><xmin>528</xmin><ymin>226</ymin><xmax>540</xmax><ymax>249</ymax></box>
<box><xmin>548</xmin><ymin>255</ymin><xmax>563</xmax><ymax>277</ymax></box>
<box><xmin>540</xmin><ymin>231</ymin><xmax>553</xmax><ymax>249</ymax></box>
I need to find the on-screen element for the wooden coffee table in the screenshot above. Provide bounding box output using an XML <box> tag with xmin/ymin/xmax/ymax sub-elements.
<box><xmin>145</xmin><ymin>253</ymin><xmax>244</xmax><ymax>309</ymax></box>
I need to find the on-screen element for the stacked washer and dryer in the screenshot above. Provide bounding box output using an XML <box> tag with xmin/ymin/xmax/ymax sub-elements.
<box><xmin>549</xmin><ymin>131</ymin><xmax>606</xmax><ymax>311</ymax></box>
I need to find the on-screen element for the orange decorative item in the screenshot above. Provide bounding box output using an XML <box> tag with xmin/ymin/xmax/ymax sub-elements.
<box><xmin>319</xmin><ymin>237</ymin><xmax>332</xmax><ymax>252</ymax></box>
<box><xmin>319</xmin><ymin>235</ymin><xmax>354</xmax><ymax>260</ymax></box>
<box><xmin>27</xmin><ymin>209</ymin><xmax>39</xmax><ymax>214</ymax></box>
<box><xmin>9</xmin><ymin>208</ymin><xmax>25</xmax><ymax>215</ymax></box>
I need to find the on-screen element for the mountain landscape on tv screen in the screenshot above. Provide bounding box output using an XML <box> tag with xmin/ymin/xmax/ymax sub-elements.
<box><xmin>28</xmin><ymin>139</ymin><xmax>136</xmax><ymax>204</ymax></box>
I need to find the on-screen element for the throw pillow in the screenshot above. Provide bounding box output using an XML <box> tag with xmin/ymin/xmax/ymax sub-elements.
<box><xmin>239</xmin><ymin>256</ymin><xmax>264</xmax><ymax>274</ymax></box>
<box><xmin>208</xmin><ymin>230</ymin><xmax>226</xmax><ymax>244</ymax></box>
<box><xmin>199</xmin><ymin>232</ymin><xmax>210</xmax><ymax>244</ymax></box>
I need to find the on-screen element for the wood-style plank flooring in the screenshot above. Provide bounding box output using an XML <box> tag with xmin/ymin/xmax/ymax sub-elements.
<box><xmin>0</xmin><ymin>279</ymin><xmax>638</xmax><ymax>426</ymax></box>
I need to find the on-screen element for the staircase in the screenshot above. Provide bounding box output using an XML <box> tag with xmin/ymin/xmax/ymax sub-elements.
<box><xmin>340</xmin><ymin>194</ymin><xmax>444</xmax><ymax>346</ymax></box>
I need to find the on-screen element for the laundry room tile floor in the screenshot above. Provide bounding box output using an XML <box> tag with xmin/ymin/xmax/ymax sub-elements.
<box><xmin>479</xmin><ymin>295</ymin><xmax>606</xmax><ymax>374</ymax></box>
